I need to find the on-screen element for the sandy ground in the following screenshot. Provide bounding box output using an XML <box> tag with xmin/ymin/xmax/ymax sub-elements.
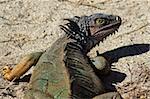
<box><xmin>0</xmin><ymin>0</ymin><xmax>149</xmax><ymax>99</ymax></box>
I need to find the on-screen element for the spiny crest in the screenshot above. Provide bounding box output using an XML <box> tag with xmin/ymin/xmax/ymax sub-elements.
<box><xmin>60</xmin><ymin>17</ymin><xmax>88</xmax><ymax>44</ymax></box>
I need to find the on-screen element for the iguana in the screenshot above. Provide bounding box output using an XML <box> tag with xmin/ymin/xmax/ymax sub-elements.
<box><xmin>2</xmin><ymin>13</ymin><xmax>122</xmax><ymax>99</ymax></box>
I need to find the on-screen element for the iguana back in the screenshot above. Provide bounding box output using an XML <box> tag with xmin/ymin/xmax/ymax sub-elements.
<box><xmin>25</xmin><ymin>36</ymin><xmax>71</xmax><ymax>99</ymax></box>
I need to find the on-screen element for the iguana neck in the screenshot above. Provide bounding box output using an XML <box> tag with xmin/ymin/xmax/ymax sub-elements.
<box><xmin>64</xmin><ymin>41</ymin><xmax>101</xmax><ymax>98</ymax></box>
<box><xmin>82</xmin><ymin>38</ymin><xmax>99</xmax><ymax>53</ymax></box>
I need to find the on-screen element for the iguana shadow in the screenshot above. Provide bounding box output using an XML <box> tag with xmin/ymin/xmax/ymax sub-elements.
<box><xmin>97</xmin><ymin>43</ymin><xmax>150</xmax><ymax>91</ymax></box>
<box><xmin>100</xmin><ymin>44</ymin><xmax>150</xmax><ymax>64</ymax></box>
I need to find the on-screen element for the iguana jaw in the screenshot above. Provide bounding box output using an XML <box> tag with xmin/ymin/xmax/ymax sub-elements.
<box><xmin>90</xmin><ymin>16</ymin><xmax>121</xmax><ymax>42</ymax></box>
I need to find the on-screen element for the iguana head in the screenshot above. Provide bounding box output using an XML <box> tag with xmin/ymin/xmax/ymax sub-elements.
<box><xmin>60</xmin><ymin>13</ymin><xmax>121</xmax><ymax>52</ymax></box>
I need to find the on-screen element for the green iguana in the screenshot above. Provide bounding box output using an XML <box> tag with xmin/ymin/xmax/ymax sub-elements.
<box><xmin>2</xmin><ymin>13</ymin><xmax>122</xmax><ymax>99</ymax></box>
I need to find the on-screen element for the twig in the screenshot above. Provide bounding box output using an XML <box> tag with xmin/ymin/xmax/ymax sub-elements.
<box><xmin>0</xmin><ymin>16</ymin><xmax>9</xmax><ymax>21</ymax></box>
<box><xmin>126</xmin><ymin>63</ymin><xmax>133</xmax><ymax>84</ymax></box>
<box><xmin>0</xmin><ymin>0</ymin><xmax>15</xmax><ymax>4</ymax></box>
<box><xmin>0</xmin><ymin>77</ymin><xmax>16</xmax><ymax>95</ymax></box>
<box><xmin>115</xmin><ymin>23</ymin><xmax>149</xmax><ymax>39</ymax></box>
<box><xmin>66</xmin><ymin>0</ymin><xmax>107</xmax><ymax>10</ymax></box>
<box><xmin>0</xmin><ymin>39</ymin><xmax>12</xmax><ymax>43</ymax></box>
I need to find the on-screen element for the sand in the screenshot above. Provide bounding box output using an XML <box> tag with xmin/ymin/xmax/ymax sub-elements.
<box><xmin>0</xmin><ymin>0</ymin><xmax>149</xmax><ymax>98</ymax></box>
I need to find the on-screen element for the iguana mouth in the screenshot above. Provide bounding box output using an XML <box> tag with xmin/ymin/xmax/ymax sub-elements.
<box><xmin>91</xmin><ymin>16</ymin><xmax>121</xmax><ymax>41</ymax></box>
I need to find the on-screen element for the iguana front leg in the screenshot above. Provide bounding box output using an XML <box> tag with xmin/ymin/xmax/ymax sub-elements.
<box><xmin>91</xmin><ymin>55</ymin><xmax>111</xmax><ymax>76</ymax></box>
<box><xmin>2</xmin><ymin>52</ymin><xmax>43</xmax><ymax>81</ymax></box>
<box><xmin>91</xmin><ymin>56</ymin><xmax>122</xmax><ymax>99</ymax></box>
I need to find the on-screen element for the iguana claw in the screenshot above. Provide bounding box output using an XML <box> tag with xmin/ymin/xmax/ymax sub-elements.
<box><xmin>2</xmin><ymin>66</ymin><xmax>13</xmax><ymax>80</ymax></box>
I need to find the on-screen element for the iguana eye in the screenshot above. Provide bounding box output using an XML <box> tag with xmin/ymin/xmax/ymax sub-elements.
<box><xmin>95</xmin><ymin>18</ymin><xmax>105</xmax><ymax>25</ymax></box>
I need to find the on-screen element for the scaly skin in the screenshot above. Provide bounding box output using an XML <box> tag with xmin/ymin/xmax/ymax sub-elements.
<box><xmin>24</xmin><ymin>36</ymin><xmax>71</xmax><ymax>99</ymax></box>
<box><xmin>2</xmin><ymin>13</ymin><xmax>122</xmax><ymax>99</ymax></box>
